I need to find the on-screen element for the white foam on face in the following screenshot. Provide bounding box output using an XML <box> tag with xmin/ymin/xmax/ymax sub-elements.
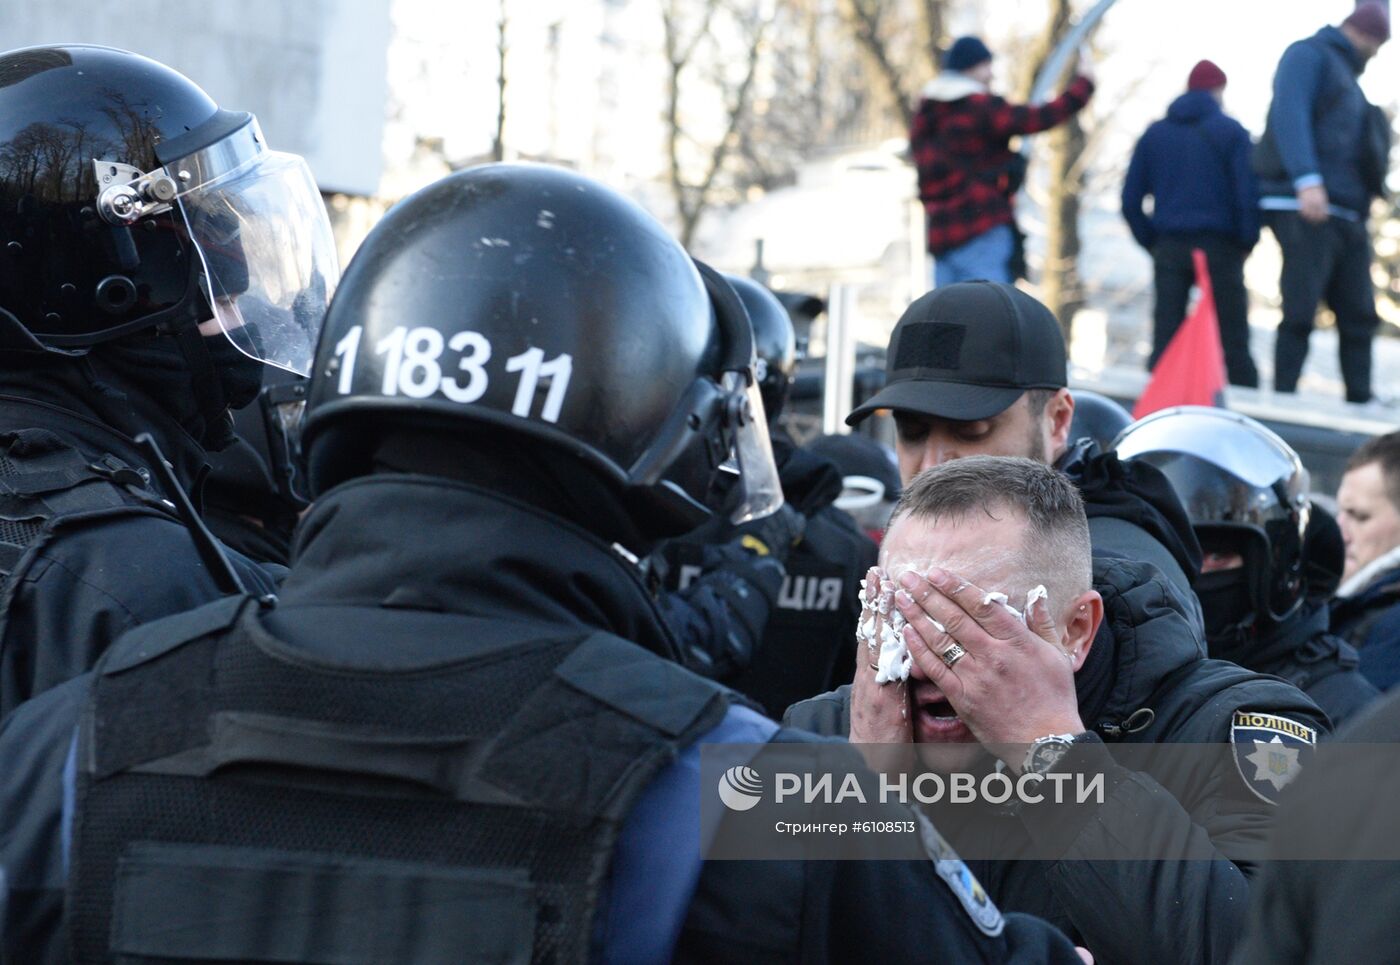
<box><xmin>859</xmin><ymin>576</ymin><xmax>912</xmax><ymax>683</ymax></box>
<box><xmin>1025</xmin><ymin>585</ymin><xmax>1048</xmax><ymax>616</ymax></box>
<box><xmin>858</xmin><ymin>573</ymin><xmax>1051</xmax><ymax>686</ymax></box>
<box><xmin>981</xmin><ymin>586</ymin><xmax>1049</xmax><ymax>625</ymax></box>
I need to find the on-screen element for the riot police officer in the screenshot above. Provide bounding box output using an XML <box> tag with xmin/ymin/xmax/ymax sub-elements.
<box><xmin>1116</xmin><ymin>406</ymin><xmax>1378</xmax><ymax>724</ymax></box>
<box><xmin>0</xmin><ymin>164</ymin><xmax>1084</xmax><ymax>963</ymax></box>
<box><xmin>203</xmin><ymin>370</ymin><xmax>309</xmax><ymax>567</ymax></box>
<box><xmin>655</xmin><ymin>274</ymin><xmax>878</xmax><ymax>716</ymax></box>
<box><xmin>0</xmin><ymin>44</ymin><xmax>333</xmax><ymax>712</ymax></box>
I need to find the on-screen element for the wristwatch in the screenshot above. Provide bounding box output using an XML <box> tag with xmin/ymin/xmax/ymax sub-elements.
<box><xmin>1022</xmin><ymin>733</ymin><xmax>1079</xmax><ymax>776</ymax></box>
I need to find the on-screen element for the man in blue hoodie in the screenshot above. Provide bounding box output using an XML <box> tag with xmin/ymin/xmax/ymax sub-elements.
<box><xmin>1256</xmin><ymin>2</ymin><xmax>1390</xmax><ymax>404</ymax></box>
<box><xmin>1122</xmin><ymin>60</ymin><xmax>1260</xmax><ymax>388</ymax></box>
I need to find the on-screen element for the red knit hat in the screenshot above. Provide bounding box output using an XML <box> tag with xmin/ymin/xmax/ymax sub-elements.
<box><xmin>1187</xmin><ymin>60</ymin><xmax>1227</xmax><ymax>92</ymax></box>
<box><xmin>1343</xmin><ymin>2</ymin><xmax>1391</xmax><ymax>42</ymax></box>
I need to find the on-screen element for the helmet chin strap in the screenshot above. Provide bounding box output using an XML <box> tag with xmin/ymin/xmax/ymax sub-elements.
<box><xmin>172</xmin><ymin>323</ymin><xmax>234</xmax><ymax>451</ymax></box>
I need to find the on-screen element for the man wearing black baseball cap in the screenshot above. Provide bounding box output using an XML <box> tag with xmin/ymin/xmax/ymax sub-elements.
<box><xmin>848</xmin><ymin>281</ymin><xmax>1201</xmax><ymax>605</ymax></box>
<box><xmin>784</xmin><ymin>285</ymin><xmax>1317</xmax><ymax>965</ymax></box>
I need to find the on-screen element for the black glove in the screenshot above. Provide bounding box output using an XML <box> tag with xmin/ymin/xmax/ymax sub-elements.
<box><xmin>657</xmin><ymin>541</ymin><xmax>785</xmax><ymax>680</ymax></box>
<box><xmin>732</xmin><ymin>503</ymin><xmax>806</xmax><ymax>564</ymax></box>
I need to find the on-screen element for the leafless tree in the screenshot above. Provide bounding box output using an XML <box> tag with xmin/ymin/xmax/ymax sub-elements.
<box><xmin>491</xmin><ymin>0</ymin><xmax>508</xmax><ymax>163</ymax></box>
<box><xmin>1014</xmin><ymin>0</ymin><xmax>1103</xmax><ymax>340</ymax></box>
<box><xmin>917</xmin><ymin>0</ymin><xmax>947</xmax><ymax>76</ymax></box>
<box><xmin>835</xmin><ymin>0</ymin><xmax>949</xmax><ymax>128</ymax></box>
<box><xmin>662</xmin><ymin>0</ymin><xmax>769</xmax><ymax>247</ymax></box>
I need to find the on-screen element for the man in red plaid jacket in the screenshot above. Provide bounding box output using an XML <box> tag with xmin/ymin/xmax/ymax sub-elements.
<box><xmin>912</xmin><ymin>36</ymin><xmax>1094</xmax><ymax>287</ymax></box>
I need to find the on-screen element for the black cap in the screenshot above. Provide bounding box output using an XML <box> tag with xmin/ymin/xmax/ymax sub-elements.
<box><xmin>847</xmin><ymin>281</ymin><xmax>1067</xmax><ymax>425</ymax></box>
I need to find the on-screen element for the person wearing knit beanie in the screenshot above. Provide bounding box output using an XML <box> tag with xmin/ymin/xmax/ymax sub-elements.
<box><xmin>1343</xmin><ymin>1</ymin><xmax>1391</xmax><ymax>45</ymax></box>
<box><xmin>944</xmin><ymin>36</ymin><xmax>992</xmax><ymax>74</ymax></box>
<box><xmin>1122</xmin><ymin>57</ymin><xmax>1261</xmax><ymax>388</ymax></box>
<box><xmin>1187</xmin><ymin>59</ymin><xmax>1227</xmax><ymax>93</ymax></box>
<box><xmin>912</xmin><ymin>36</ymin><xmax>1094</xmax><ymax>286</ymax></box>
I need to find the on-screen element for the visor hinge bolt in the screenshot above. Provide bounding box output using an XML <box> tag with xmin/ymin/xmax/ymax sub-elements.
<box><xmin>142</xmin><ymin>176</ymin><xmax>178</xmax><ymax>203</ymax></box>
<box><xmin>724</xmin><ymin>394</ymin><xmax>750</xmax><ymax>428</ymax></box>
<box><xmin>97</xmin><ymin>184</ymin><xmax>141</xmax><ymax>225</ymax></box>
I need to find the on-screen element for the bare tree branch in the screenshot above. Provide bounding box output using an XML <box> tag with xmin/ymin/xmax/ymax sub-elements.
<box><xmin>663</xmin><ymin>0</ymin><xmax>722</xmax><ymax>242</ymax></box>
<box><xmin>917</xmin><ymin>0</ymin><xmax>948</xmax><ymax>77</ymax></box>
<box><xmin>1012</xmin><ymin>0</ymin><xmax>1108</xmax><ymax>341</ymax></box>
<box><xmin>664</xmin><ymin>0</ymin><xmax>771</xmax><ymax>247</ymax></box>
<box><xmin>838</xmin><ymin>0</ymin><xmax>914</xmax><ymax>128</ymax></box>
<box><xmin>491</xmin><ymin>0</ymin><xmax>508</xmax><ymax>163</ymax></box>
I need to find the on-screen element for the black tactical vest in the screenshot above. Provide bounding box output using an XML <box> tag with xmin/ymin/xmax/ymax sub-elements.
<box><xmin>0</xmin><ymin>428</ymin><xmax>172</xmax><ymax>579</ymax></box>
<box><xmin>67</xmin><ymin>595</ymin><xmax>731</xmax><ymax>964</ymax></box>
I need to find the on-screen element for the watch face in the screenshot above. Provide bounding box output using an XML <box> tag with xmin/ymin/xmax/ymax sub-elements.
<box><xmin>1027</xmin><ymin>738</ymin><xmax>1073</xmax><ymax>774</ymax></box>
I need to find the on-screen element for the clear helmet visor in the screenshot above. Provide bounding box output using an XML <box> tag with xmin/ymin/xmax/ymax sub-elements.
<box><xmin>170</xmin><ymin>126</ymin><xmax>339</xmax><ymax>377</ymax></box>
<box><xmin>723</xmin><ymin>372</ymin><xmax>784</xmax><ymax>524</ymax></box>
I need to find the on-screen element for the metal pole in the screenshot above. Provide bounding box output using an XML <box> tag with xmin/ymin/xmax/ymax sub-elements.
<box><xmin>750</xmin><ymin>238</ymin><xmax>771</xmax><ymax>286</ymax></box>
<box><xmin>909</xmin><ymin>198</ymin><xmax>929</xmax><ymax>300</ymax></box>
<box><xmin>822</xmin><ymin>284</ymin><xmax>858</xmax><ymax>435</ymax></box>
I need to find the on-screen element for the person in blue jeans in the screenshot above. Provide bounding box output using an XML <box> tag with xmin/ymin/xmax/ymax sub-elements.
<box><xmin>934</xmin><ymin>223</ymin><xmax>1016</xmax><ymax>288</ymax></box>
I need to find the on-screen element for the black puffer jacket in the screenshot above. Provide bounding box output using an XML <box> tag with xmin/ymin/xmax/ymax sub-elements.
<box><xmin>1058</xmin><ymin>439</ymin><xmax>1203</xmax><ymax>618</ymax></box>
<box><xmin>1232</xmin><ymin>688</ymin><xmax>1400</xmax><ymax>964</ymax></box>
<box><xmin>785</xmin><ymin>555</ymin><xmax>1329</xmax><ymax>965</ymax></box>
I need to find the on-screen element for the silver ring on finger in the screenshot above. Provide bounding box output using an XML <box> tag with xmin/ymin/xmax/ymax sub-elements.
<box><xmin>939</xmin><ymin>642</ymin><xmax>967</xmax><ymax>669</ymax></box>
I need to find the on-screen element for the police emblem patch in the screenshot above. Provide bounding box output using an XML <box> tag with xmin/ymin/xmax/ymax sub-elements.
<box><xmin>1230</xmin><ymin>711</ymin><xmax>1316</xmax><ymax>805</ymax></box>
<box><xmin>916</xmin><ymin>812</ymin><xmax>1004</xmax><ymax>936</ymax></box>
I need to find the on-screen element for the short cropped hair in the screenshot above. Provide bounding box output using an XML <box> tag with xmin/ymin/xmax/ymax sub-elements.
<box><xmin>1024</xmin><ymin>387</ymin><xmax>1057</xmax><ymax>419</ymax></box>
<box><xmin>1346</xmin><ymin>431</ymin><xmax>1400</xmax><ymax>513</ymax></box>
<box><xmin>889</xmin><ymin>455</ymin><xmax>1092</xmax><ymax>610</ymax></box>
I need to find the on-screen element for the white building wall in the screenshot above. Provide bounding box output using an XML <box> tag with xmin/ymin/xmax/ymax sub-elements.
<box><xmin>0</xmin><ymin>0</ymin><xmax>391</xmax><ymax>196</ymax></box>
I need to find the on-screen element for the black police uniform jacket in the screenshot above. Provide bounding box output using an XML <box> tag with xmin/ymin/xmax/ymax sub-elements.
<box><xmin>1232</xmin><ymin>687</ymin><xmax>1400</xmax><ymax>965</ymax></box>
<box><xmin>0</xmin><ymin>474</ymin><xmax>1085</xmax><ymax>964</ymax></box>
<box><xmin>1223</xmin><ymin>602</ymin><xmax>1378</xmax><ymax>728</ymax></box>
<box><xmin>784</xmin><ymin>555</ymin><xmax>1330</xmax><ymax>965</ymax></box>
<box><xmin>657</xmin><ymin>436</ymin><xmax>877</xmax><ymax>716</ymax></box>
<box><xmin>0</xmin><ymin>396</ymin><xmax>277</xmax><ymax>715</ymax></box>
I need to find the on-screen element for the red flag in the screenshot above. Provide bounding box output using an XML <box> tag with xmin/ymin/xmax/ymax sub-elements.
<box><xmin>1133</xmin><ymin>249</ymin><xmax>1227</xmax><ymax>419</ymax></box>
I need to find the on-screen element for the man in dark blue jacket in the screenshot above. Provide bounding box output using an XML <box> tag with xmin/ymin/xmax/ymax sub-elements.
<box><xmin>1333</xmin><ymin>431</ymin><xmax>1400</xmax><ymax>690</ymax></box>
<box><xmin>1255</xmin><ymin>3</ymin><xmax>1390</xmax><ymax>403</ymax></box>
<box><xmin>1122</xmin><ymin>60</ymin><xmax>1259</xmax><ymax>388</ymax></box>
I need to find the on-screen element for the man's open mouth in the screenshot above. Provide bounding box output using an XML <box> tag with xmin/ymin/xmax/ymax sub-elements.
<box><xmin>918</xmin><ymin>694</ymin><xmax>959</xmax><ymax>723</ymax></box>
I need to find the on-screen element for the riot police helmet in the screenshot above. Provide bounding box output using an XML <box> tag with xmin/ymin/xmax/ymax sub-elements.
<box><xmin>723</xmin><ymin>274</ymin><xmax>797</xmax><ymax>421</ymax></box>
<box><xmin>302</xmin><ymin>163</ymin><xmax>783</xmax><ymax>536</ymax></box>
<box><xmin>1068</xmin><ymin>389</ymin><xmax>1131</xmax><ymax>451</ymax></box>
<box><xmin>1114</xmin><ymin>406</ymin><xmax>1310</xmax><ymax>628</ymax></box>
<box><xmin>0</xmin><ymin>44</ymin><xmax>338</xmax><ymax>377</ymax></box>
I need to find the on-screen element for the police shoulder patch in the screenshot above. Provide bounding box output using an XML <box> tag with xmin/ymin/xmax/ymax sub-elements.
<box><xmin>916</xmin><ymin>812</ymin><xmax>1004</xmax><ymax>937</ymax></box>
<box><xmin>1230</xmin><ymin>710</ymin><xmax>1317</xmax><ymax>805</ymax></box>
